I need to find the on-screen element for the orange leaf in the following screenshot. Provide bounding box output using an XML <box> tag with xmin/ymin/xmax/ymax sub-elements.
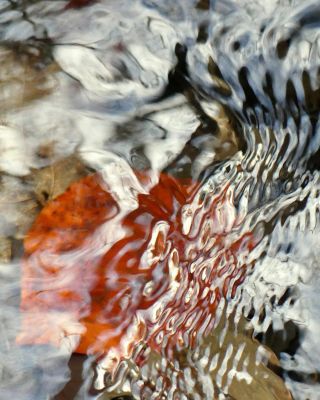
<box><xmin>18</xmin><ymin>171</ymin><xmax>255</xmax><ymax>364</ymax></box>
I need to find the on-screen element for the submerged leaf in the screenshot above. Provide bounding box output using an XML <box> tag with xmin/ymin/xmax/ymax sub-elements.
<box><xmin>204</xmin><ymin>316</ymin><xmax>292</xmax><ymax>400</ymax></box>
<box><xmin>0</xmin><ymin>46</ymin><xmax>59</xmax><ymax>112</ymax></box>
<box><xmin>30</xmin><ymin>155</ymin><xmax>89</xmax><ymax>205</ymax></box>
<box><xmin>0</xmin><ymin>236</ymin><xmax>11</xmax><ymax>263</ymax></box>
<box><xmin>18</xmin><ymin>169</ymin><xmax>256</xmax><ymax>370</ymax></box>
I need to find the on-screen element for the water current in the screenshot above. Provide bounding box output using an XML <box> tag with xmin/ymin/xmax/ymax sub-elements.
<box><xmin>0</xmin><ymin>0</ymin><xmax>320</xmax><ymax>399</ymax></box>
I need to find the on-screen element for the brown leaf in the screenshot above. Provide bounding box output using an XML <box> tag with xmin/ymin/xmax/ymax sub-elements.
<box><xmin>30</xmin><ymin>155</ymin><xmax>89</xmax><ymax>205</ymax></box>
<box><xmin>0</xmin><ymin>236</ymin><xmax>11</xmax><ymax>263</ymax></box>
<box><xmin>0</xmin><ymin>155</ymin><xmax>88</xmax><ymax>240</ymax></box>
<box><xmin>0</xmin><ymin>46</ymin><xmax>59</xmax><ymax>111</ymax></box>
<box><xmin>176</xmin><ymin>312</ymin><xmax>293</xmax><ymax>400</ymax></box>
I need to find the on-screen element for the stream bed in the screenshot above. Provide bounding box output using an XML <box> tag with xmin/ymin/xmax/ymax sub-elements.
<box><xmin>0</xmin><ymin>0</ymin><xmax>320</xmax><ymax>399</ymax></box>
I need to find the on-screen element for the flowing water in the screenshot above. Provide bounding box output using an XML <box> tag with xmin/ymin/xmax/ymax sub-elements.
<box><xmin>0</xmin><ymin>0</ymin><xmax>320</xmax><ymax>399</ymax></box>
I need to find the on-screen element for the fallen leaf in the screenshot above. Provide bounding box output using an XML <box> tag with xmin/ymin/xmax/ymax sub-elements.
<box><xmin>18</xmin><ymin>170</ymin><xmax>255</xmax><ymax>364</ymax></box>
<box><xmin>0</xmin><ymin>236</ymin><xmax>12</xmax><ymax>263</ymax></box>
<box><xmin>0</xmin><ymin>155</ymin><xmax>88</xmax><ymax>254</ymax></box>
<box><xmin>205</xmin><ymin>314</ymin><xmax>292</xmax><ymax>400</ymax></box>
<box><xmin>30</xmin><ymin>155</ymin><xmax>89</xmax><ymax>205</ymax></box>
<box><xmin>0</xmin><ymin>45</ymin><xmax>59</xmax><ymax>112</ymax></box>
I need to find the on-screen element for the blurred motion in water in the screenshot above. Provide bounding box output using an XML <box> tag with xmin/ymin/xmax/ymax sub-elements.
<box><xmin>1</xmin><ymin>0</ymin><xmax>320</xmax><ymax>399</ymax></box>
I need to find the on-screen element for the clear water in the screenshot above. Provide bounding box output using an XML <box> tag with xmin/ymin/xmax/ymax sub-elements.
<box><xmin>0</xmin><ymin>0</ymin><xmax>320</xmax><ymax>399</ymax></box>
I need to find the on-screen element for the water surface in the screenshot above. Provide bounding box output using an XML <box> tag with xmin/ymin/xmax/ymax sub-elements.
<box><xmin>0</xmin><ymin>0</ymin><xmax>320</xmax><ymax>399</ymax></box>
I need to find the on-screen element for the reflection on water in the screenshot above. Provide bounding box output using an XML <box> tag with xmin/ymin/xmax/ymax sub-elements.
<box><xmin>1</xmin><ymin>0</ymin><xmax>320</xmax><ymax>398</ymax></box>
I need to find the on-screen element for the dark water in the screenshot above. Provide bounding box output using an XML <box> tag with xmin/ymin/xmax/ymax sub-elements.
<box><xmin>0</xmin><ymin>0</ymin><xmax>320</xmax><ymax>399</ymax></box>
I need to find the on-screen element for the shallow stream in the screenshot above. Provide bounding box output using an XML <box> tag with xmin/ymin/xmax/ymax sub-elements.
<box><xmin>0</xmin><ymin>1</ymin><xmax>320</xmax><ymax>399</ymax></box>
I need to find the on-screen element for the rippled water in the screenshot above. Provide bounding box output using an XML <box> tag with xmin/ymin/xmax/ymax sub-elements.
<box><xmin>1</xmin><ymin>0</ymin><xmax>320</xmax><ymax>399</ymax></box>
